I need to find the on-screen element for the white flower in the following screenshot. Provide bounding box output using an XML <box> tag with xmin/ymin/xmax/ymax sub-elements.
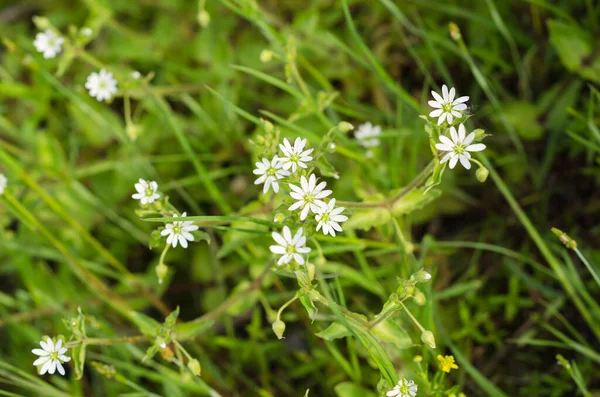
<box><xmin>85</xmin><ymin>69</ymin><xmax>118</xmax><ymax>102</ymax></box>
<box><xmin>269</xmin><ymin>226</ymin><xmax>311</xmax><ymax>265</ymax></box>
<box><xmin>82</xmin><ymin>27</ymin><xmax>93</xmax><ymax>36</ymax></box>
<box><xmin>33</xmin><ymin>29</ymin><xmax>64</xmax><ymax>59</ymax></box>
<box><xmin>131</xmin><ymin>178</ymin><xmax>160</xmax><ymax>205</ymax></box>
<box><xmin>428</xmin><ymin>84</ymin><xmax>469</xmax><ymax>125</ymax></box>
<box><xmin>315</xmin><ymin>199</ymin><xmax>348</xmax><ymax>237</ymax></box>
<box><xmin>387</xmin><ymin>378</ymin><xmax>418</xmax><ymax>397</ymax></box>
<box><xmin>253</xmin><ymin>156</ymin><xmax>290</xmax><ymax>194</ymax></box>
<box><xmin>436</xmin><ymin>123</ymin><xmax>486</xmax><ymax>170</ymax></box>
<box><xmin>278</xmin><ymin>138</ymin><xmax>314</xmax><ymax>172</ymax></box>
<box><xmin>132</xmin><ymin>71</ymin><xmax>141</xmax><ymax>79</ymax></box>
<box><xmin>355</xmin><ymin>122</ymin><xmax>382</xmax><ymax>148</ymax></box>
<box><xmin>289</xmin><ymin>174</ymin><xmax>332</xmax><ymax>221</ymax></box>
<box><xmin>0</xmin><ymin>174</ymin><xmax>6</xmax><ymax>195</ymax></box>
<box><xmin>160</xmin><ymin>212</ymin><xmax>199</xmax><ymax>249</ymax></box>
<box><xmin>32</xmin><ymin>337</ymin><xmax>71</xmax><ymax>376</ymax></box>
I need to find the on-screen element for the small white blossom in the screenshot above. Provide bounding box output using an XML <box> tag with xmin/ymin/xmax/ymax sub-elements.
<box><xmin>355</xmin><ymin>122</ymin><xmax>382</xmax><ymax>148</ymax></box>
<box><xmin>85</xmin><ymin>69</ymin><xmax>118</xmax><ymax>102</ymax></box>
<box><xmin>82</xmin><ymin>27</ymin><xmax>93</xmax><ymax>36</ymax></box>
<box><xmin>132</xmin><ymin>71</ymin><xmax>141</xmax><ymax>79</ymax></box>
<box><xmin>428</xmin><ymin>84</ymin><xmax>469</xmax><ymax>125</ymax></box>
<box><xmin>278</xmin><ymin>138</ymin><xmax>314</xmax><ymax>172</ymax></box>
<box><xmin>269</xmin><ymin>226</ymin><xmax>311</xmax><ymax>265</ymax></box>
<box><xmin>33</xmin><ymin>29</ymin><xmax>64</xmax><ymax>59</ymax></box>
<box><xmin>289</xmin><ymin>174</ymin><xmax>332</xmax><ymax>221</ymax></box>
<box><xmin>131</xmin><ymin>178</ymin><xmax>160</xmax><ymax>205</ymax></box>
<box><xmin>387</xmin><ymin>378</ymin><xmax>418</xmax><ymax>397</ymax></box>
<box><xmin>253</xmin><ymin>156</ymin><xmax>290</xmax><ymax>194</ymax></box>
<box><xmin>315</xmin><ymin>199</ymin><xmax>348</xmax><ymax>237</ymax></box>
<box><xmin>0</xmin><ymin>174</ymin><xmax>6</xmax><ymax>195</ymax></box>
<box><xmin>32</xmin><ymin>337</ymin><xmax>71</xmax><ymax>376</ymax></box>
<box><xmin>160</xmin><ymin>212</ymin><xmax>199</xmax><ymax>249</ymax></box>
<box><xmin>436</xmin><ymin>123</ymin><xmax>485</xmax><ymax>170</ymax></box>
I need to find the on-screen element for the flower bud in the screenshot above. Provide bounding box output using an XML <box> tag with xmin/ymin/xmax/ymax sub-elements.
<box><xmin>306</xmin><ymin>262</ymin><xmax>316</xmax><ymax>281</ymax></box>
<box><xmin>449</xmin><ymin>22</ymin><xmax>462</xmax><ymax>41</ymax></box>
<box><xmin>473</xmin><ymin>128</ymin><xmax>486</xmax><ymax>141</ymax></box>
<box><xmin>187</xmin><ymin>359</ymin><xmax>201</xmax><ymax>376</ymax></box>
<box><xmin>476</xmin><ymin>166</ymin><xmax>489</xmax><ymax>183</ymax></box>
<box><xmin>155</xmin><ymin>263</ymin><xmax>168</xmax><ymax>284</ymax></box>
<box><xmin>261</xmin><ymin>118</ymin><xmax>274</xmax><ymax>134</ymax></box>
<box><xmin>260</xmin><ymin>49</ymin><xmax>273</xmax><ymax>63</ymax></box>
<box><xmin>337</xmin><ymin>121</ymin><xmax>354</xmax><ymax>133</ymax></box>
<box><xmin>198</xmin><ymin>10</ymin><xmax>210</xmax><ymax>27</ymax></box>
<box><xmin>413</xmin><ymin>355</ymin><xmax>423</xmax><ymax>363</ymax></box>
<box><xmin>272</xmin><ymin>319</ymin><xmax>286</xmax><ymax>340</ymax></box>
<box><xmin>421</xmin><ymin>330</ymin><xmax>436</xmax><ymax>349</ymax></box>
<box><xmin>273</xmin><ymin>213</ymin><xmax>285</xmax><ymax>223</ymax></box>
<box><xmin>413</xmin><ymin>269</ymin><xmax>432</xmax><ymax>283</ymax></box>
<box><xmin>413</xmin><ymin>289</ymin><xmax>426</xmax><ymax>306</ymax></box>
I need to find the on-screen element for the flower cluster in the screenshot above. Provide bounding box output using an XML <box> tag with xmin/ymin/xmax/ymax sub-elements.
<box><xmin>33</xmin><ymin>28</ymin><xmax>119</xmax><ymax>102</ymax></box>
<box><xmin>428</xmin><ymin>84</ymin><xmax>487</xmax><ymax>171</ymax></box>
<box><xmin>253</xmin><ymin>136</ymin><xmax>348</xmax><ymax>266</ymax></box>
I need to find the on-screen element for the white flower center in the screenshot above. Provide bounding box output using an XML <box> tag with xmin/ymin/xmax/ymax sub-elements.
<box><xmin>286</xmin><ymin>245</ymin><xmax>296</xmax><ymax>254</ymax></box>
<box><xmin>173</xmin><ymin>224</ymin><xmax>182</xmax><ymax>234</ymax></box>
<box><xmin>304</xmin><ymin>193</ymin><xmax>314</xmax><ymax>204</ymax></box>
<box><xmin>442</xmin><ymin>102</ymin><xmax>454</xmax><ymax>113</ymax></box>
<box><xmin>267</xmin><ymin>167</ymin><xmax>276</xmax><ymax>177</ymax></box>
<box><xmin>290</xmin><ymin>154</ymin><xmax>300</xmax><ymax>163</ymax></box>
<box><xmin>320</xmin><ymin>212</ymin><xmax>330</xmax><ymax>223</ymax></box>
<box><xmin>145</xmin><ymin>188</ymin><xmax>154</xmax><ymax>197</ymax></box>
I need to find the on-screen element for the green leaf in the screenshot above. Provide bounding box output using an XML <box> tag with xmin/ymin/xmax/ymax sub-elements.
<box><xmin>501</xmin><ymin>101</ymin><xmax>543</xmax><ymax>140</ymax></box>
<box><xmin>334</xmin><ymin>382</ymin><xmax>377</xmax><ymax>397</ymax></box>
<box><xmin>344</xmin><ymin>208</ymin><xmax>391</xmax><ymax>231</ymax></box>
<box><xmin>371</xmin><ymin>318</ymin><xmax>413</xmax><ymax>350</ymax></box>
<box><xmin>548</xmin><ymin>20</ymin><xmax>600</xmax><ymax>83</ymax></box>
<box><xmin>298</xmin><ymin>291</ymin><xmax>318</xmax><ymax>321</ymax></box>
<box><xmin>316</xmin><ymin>322</ymin><xmax>351</xmax><ymax>341</ymax></box>
<box><xmin>392</xmin><ymin>188</ymin><xmax>441</xmax><ymax>216</ymax></box>
<box><xmin>142</xmin><ymin>344</ymin><xmax>160</xmax><ymax>362</ymax></box>
<box><xmin>130</xmin><ymin>311</ymin><xmax>161</xmax><ymax>337</ymax></box>
<box><xmin>424</xmin><ymin>161</ymin><xmax>446</xmax><ymax>194</ymax></box>
<box><xmin>71</xmin><ymin>342</ymin><xmax>87</xmax><ymax>380</ymax></box>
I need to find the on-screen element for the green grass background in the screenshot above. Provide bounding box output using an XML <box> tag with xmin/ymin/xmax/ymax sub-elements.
<box><xmin>0</xmin><ymin>0</ymin><xmax>599</xmax><ymax>396</ymax></box>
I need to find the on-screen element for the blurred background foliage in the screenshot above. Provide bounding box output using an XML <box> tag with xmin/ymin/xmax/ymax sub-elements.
<box><xmin>0</xmin><ymin>0</ymin><xmax>599</xmax><ymax>396</ymax></box>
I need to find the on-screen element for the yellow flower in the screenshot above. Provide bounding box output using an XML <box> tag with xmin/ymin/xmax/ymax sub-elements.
<box><xmin>437</xmin><ymin>354</ymin><xmax>459</xmax><ymax>373</ymax></box>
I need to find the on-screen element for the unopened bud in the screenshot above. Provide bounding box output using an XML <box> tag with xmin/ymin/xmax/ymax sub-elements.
<box><xmin>414</xmin><ymin>269</ymin><xmax>432</xmax><ymax>283</ymax></box>
<box><xmin>413</xmin><ymin>355</ymin><xmax>423</xmax><ymax>363</ymax></box>
<box><xmin>421</xmin><ymin>330</ymin><xmax>436</xmax><ymax>349</ymax></box>
<box><xmin>337</xmin><ymin>121</ymin><xmax>354</xmax><ymax>133</ymax></box>
<box><xmin>273</xmin><ymin>213</ymin><xmax>285</xmax><ymax>223</ymax></box>
<box><xmin>413</xmin><ymin>289</ymin><xmax>426</xmax><ymax>306</ymax></box>
<box><xmin>262</xmin><ymin>118</ymin><xmax>274</xmax><ymax>134</ymax></box>
<box><xmin>476</xmin><ymin>166</ymin><xmax>489</xmax><ymax>183</ymax></box>
<box><xmin>272</xmin><ymin>319</ymin><xmax>286</xmax><ymax>339</ymax></box>
<box><xmin>473</xmin><ymin>128</ymin><xmax>486</xmax><ymax>141</ymax></box>
<box><xmin>449</xmin><ymin>22</ymin><xmax>462</xmax><ymax>41</ymax></box>
<box><xmin>260</xmin><ymin>49</ymin><xmax>273</xmax><ymax>63</ymax></box>
<box><xmin>306</xmin><ymin>262</ymin><xmax>316</xmax><ymax>281</ymax></box>
<box><xmin>187</xmin><ymin>359</ymin><xmax>201</xmax><ymax>376</ymax></box>
<box><xmin>551</xmin><ymin>227</ymin><xmax>577</xmax><ymax>249</ymax></box>
<box><xmin>155</xmin><ymin>263</ymin><xmax>168</xmax><ymax>284</ymax></box>
<box><xmin>198</xmin><ymin>10</ymin><xmax>210</xmax><ymax>27</ymax></box>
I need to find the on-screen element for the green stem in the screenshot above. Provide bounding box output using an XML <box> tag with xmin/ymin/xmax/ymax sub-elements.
<box><xmin>574</xmin><ymin>248</ymin><xmax>600</xmax><ymax>290</ymax></box>
<box><xmin>338</xmin><ymin>159</ymin><xmax>435</xmax><ymax>209</ymax></box>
